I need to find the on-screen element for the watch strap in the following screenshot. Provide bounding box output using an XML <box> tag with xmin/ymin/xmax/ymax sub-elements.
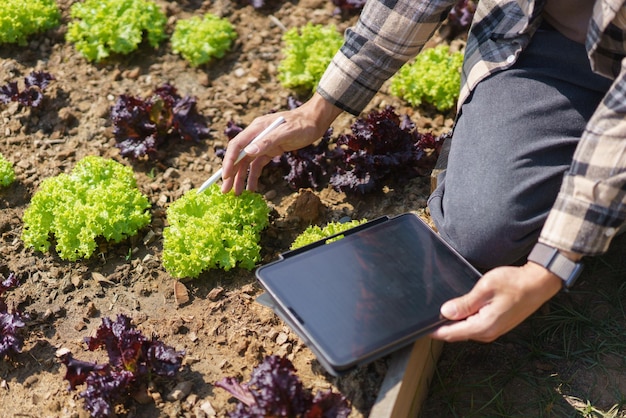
<box><xmin>527</xmin><ymin>242</ymin><xmax>584</xmax><ymax>290</ymax></box>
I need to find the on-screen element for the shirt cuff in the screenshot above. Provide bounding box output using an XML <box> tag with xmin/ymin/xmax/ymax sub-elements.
<box><xmin>539</xmin><ymin>182</ymin><xmax>623</xmax><ymax>256</ymax></box>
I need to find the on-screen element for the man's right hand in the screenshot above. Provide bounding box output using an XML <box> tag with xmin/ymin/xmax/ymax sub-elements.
<box><xmin>220</xmin><ymin>93</ymin><xmax>343</xmax><ymax>195</ymax></box>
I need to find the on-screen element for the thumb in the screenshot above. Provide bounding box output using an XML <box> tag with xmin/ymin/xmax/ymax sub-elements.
<box><xmin>440</xmin><ymin>289</ymin><xmax>488</xmax><ymax>320</ymax></box>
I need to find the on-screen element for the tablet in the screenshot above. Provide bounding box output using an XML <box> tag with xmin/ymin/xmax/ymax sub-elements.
<box><xmin>255</xmin><ymin>212</ymin><xmax>481</xmax><ymax>376</ymax></box>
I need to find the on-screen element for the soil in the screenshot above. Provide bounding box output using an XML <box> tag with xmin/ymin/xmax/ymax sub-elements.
<box><xmin>0</xmin><ymin>1</ymin><xmax>456</xmax><ymax>417</ymax></box>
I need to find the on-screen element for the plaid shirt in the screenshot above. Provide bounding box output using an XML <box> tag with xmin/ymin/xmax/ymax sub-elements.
<box><xmin>317</xmin><ymin>0</ymin><xmax>626</xmax><ymax>256</ymax></box>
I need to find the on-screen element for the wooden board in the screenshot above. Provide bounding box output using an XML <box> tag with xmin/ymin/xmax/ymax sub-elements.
<box><xmin>370</xmin><ymin>337</ymin><xmax>444</xmax><ymax>418</ymax></box>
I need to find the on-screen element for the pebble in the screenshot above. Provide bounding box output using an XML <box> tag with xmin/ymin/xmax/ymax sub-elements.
<box><xmin>207</xmin><ymin>287</ymin><xmax>224</xmax><ymax>301</ymax></box>
<box><xmin>263</xmin><ymin>189</ymin><xmax>277</xmax><ymax>200</ymax></box>
<box><xmin>276</xmin><ymin>331</ymin><xmax>289</xmax><ymax>345</ymax></box>
<box><xmin>166</xmin><ymin>381</ymin><xmax>193</xmax><ymax>401</ymax></box>
<box><xmin>23</xmin><ymin>375</ymin><xmax>38</xmax><ymax>388</ymax></box>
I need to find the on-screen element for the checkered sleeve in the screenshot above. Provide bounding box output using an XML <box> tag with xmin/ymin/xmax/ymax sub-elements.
<box><xmin>317</xmin><ymin>0</ymin><xmax>457</xmax><ymax>115</ymax></box>
<box><xmin>539</xmin><ymin>73</ymin><xmax>626</xmax><ymax>255</ymax></box>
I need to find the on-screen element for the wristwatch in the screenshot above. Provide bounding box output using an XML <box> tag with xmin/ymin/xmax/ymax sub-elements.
<box><xmin>527</xmin><ymin>242</ymin><xmax>584</xmax><ymax>290</ymax></box>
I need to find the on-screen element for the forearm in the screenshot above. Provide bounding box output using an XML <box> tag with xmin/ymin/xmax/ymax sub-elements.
<box><xmin>317</xmin><ymin>0</ymin><xmax>456</xmax><ymax>115</ymax></box>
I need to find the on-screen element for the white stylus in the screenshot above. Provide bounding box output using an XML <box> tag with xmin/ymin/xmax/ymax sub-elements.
<box><xmin>197</xmin><ymin>116</ymin><xmax>285</xmax><ymax>193</ymax></box>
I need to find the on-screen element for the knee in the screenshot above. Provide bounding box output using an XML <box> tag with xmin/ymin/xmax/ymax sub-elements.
<box><xmin>429</xmin><ymin>194</ymin><xmax>537</xmax><ymax>270</ymax></box>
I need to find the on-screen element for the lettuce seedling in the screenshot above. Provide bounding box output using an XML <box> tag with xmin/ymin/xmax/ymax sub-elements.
<box><xmin>171</xmin><ymin>14</ymin><xmax>237</xmax><ymax>67</ymax></box>
<box><xmin>0</xmin><ymin>0</ymin><xmax>60</xmax><ymax>45</ymax></box>
<box><xmin>0</xmin><ymin>153</ymin><xmax>15</xmax><ymax>187</ymax></box>
<box><xmin>111</xmin><ymin>83</ymin><xmax>210</xmax><ymax>160</ymax></box>
<box><xmin>59</xmin><ymin>314</ymin><xmax>185</xmax><ymax>418</ymax></box>
<box><xmin>0</xmin><ymin>71</ymin><xmax>55</xmax><ymax>109</ymax></box>
<box><xmin>66</xmin><ymin>0</ymin><xmax>167</xmax><ymax>62</ymax></box>
<box><xmin>290</xmin><ymin>219</ymin><xmax>367</xmax><ymax>250</ymax></box>
<box><xmin>162</xmin><ymin>186</ymin><xmax>270</xmax><ymax>278</ymax></box>
<box><xmin>216</xmin><ymin>355</ymin><xmax>351</xmax><ymax>417</ymax></box>
<box><xmin>1</xmin><ymin>273</ymin><xmax>27</xmax><ymax>358</ymax></box>
<box><xmin>278</xmin><ymin>23</ymin><xmax>344</xmax><ymax>93</ymax></box>
<box><xmin>21</xmin><ymin>156</ymin><xmax>151</xmax><ymax>261</ymax></box>
<box><xmin>390</xmin><ymin>44</ymin><xmax>464</xmax><ymax>111</ymax></box>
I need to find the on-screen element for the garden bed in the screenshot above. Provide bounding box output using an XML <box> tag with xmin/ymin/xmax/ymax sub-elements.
<box><xmin>0</xmin><ymin>0</ymin><xmax>454</xmax><ymax>416</ymax></box>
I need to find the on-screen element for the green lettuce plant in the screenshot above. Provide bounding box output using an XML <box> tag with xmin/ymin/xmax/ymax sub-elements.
<box><xmin>390</xmin><ymin>44</ymin><xmax>464</xmax><ymax>112</ymax></box>
<box><xmin>0</xmin><ymin>0</ymin><xmax>60</xmax><ymax>45</ymax></box>
<box><xmin>171</xmin><ymin>14</ymin><xmax>237</xmax><ymax>67</ymax></box>
<box><xmin>21</xmin><ymin>156</ymin><xmax>151</xmax><ymax>261</ymax></box>
<box><xmin>277</xmin><ymin>23</ymin><xmax>344</xmax><ymax>93</ymax></box>
<box><xmin>162</xmin><ymin>186</ymin><xmax>270</xmax><ymax>278</ymax></box>
<box><xmin>0</xmin><ymin>153</ymin><xmax>15</xmax><ymax>187</ymax></box>
<box><xmin>290</xmin><ymin>219</ymin><xmax>367</xmax><ymax>250</ymax></box>
<box><xmin>66</xmin><ymin>0</ymin><xmax>167</xmax><ymax>62</ymax></box>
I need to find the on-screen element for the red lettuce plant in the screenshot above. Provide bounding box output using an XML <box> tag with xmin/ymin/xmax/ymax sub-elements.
<box><xmin>216</xmin><ymin>355</ymin><xmax>351</xmax><ymax>417</ymax></box>
<box><xmin>59</xmin><ymin>314</ymin><xmax>185</xmax><ymax>418</ymax></box>
<box><xmin>0</xmin><ymin>71</ymin><xmax>55</xmax><ymax>108</ymax></box>
<box><xmin>111</xmin><ymin>83</ymin><xmax>210</xmax><ymax>159</ymax></box>
<box><xmin>330</xmin><ymin>106</ymin><xmax>446</xmax><ymax>194</ymax></box>
<box><xmin>0</xmin><ymin>273</ymin><xmax>27</xmax><ymax>358</ymax></box>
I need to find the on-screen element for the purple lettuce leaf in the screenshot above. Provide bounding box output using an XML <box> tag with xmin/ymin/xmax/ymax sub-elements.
<box><xmin>0</xmin><ymin>72</ymin><xmax>55</xmax><ymax>108</ymax></box>
<box><xmin>24</xmin><ymin>71</ymin><xmax>56</xmax><ymax>90</ymax></box>
<box><xmin>58</xmin><ymin>351</ymin><xmax>110</xmax><ymax>390</ymax></box>
<box><xmin>145</xmin><ymin>337</ymin><xmax>186</xmax><ymax>378</ymax></box>
<box><xmin>111</xmin><ymin>83</ymin><xmax>210</xmax><ymax>159</ymax></box>
<box><xmin>224</xmin><ymin>120</ymin><xmax>244</xmax><ymax>140</ymax></box>
<box><xmin>84</xmin><ymin>314</ymin><xmax>148</xmax><ymax>374</ymax></box>
<box><xmin>0</xmin><ymin>82</ymin><xmax>19</xmax><ymax>105</ymax></box>
<box><xmin>0</xmin><ymin>273</ymin><xmax>27</xmax><ymax>358</ymax></box>
<box><xmin>61</xmin><ymin>314</ymin><xmax>185</xmax><ymax>417</ymax></box>
<box><xmin>306</xmin><ymin>390</ymin><xmax>352</xmax><ymax>418</ymax></box>
<box><xmin>448</xmin><ymin>0</ymin><xmax>476</xmax><ymax>29</ymax></box>
<box><xmin>216</xmin><ymin>355</ymin><xmax>350</xmax><ymax>417</ymax></box>
<box><xmin>280</xmin><ymin>132</ymin><xmax>333</xmax><ymax>190</ymax></box>
<box><xmin>80</xmin><ymin>370</ymin><xmax>135</xmax><ymax>418</ymax></box>
<box><xmin>329</xmin><ymin>106</ymin><xmax>446</xmax><ymax>194</ymax></box>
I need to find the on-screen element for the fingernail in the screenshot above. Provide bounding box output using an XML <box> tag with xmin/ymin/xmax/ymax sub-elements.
<box><xmin>244</xmin><ymin>143</ymin><xmax>260</xmax><ymax>155</ymax></box>
<box><xmin>441</xmin><ymin>302</ymin><xmax>457</xmax><ymax>319</ymax></box>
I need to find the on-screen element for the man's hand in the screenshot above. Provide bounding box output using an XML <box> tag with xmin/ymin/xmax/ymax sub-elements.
<box><xmin>430</xmin><ymin>262</ymin><xmax>563</xmax><ymax>342</ymax></box>
<box><xmin>220</xmin><ymin>93</ymin><xmax>343</xmax><ymax>195</ymax></box>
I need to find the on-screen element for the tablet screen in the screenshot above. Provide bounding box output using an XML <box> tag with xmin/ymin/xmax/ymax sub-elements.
<box><xmin>256</xmin><ymin>213</ymin><xmax>481</xmax><ymax>372</ymax></box>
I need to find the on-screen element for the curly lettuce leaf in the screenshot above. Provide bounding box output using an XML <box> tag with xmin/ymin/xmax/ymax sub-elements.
<box><xmin>21</xmin><ymin>156</ymin><xmax>151</xmax><ymax>261</ymax></box>
<box><xmin>290</xmin><ymin>219</ymin><xmax>367</xmax><ymax>250</ymax></box>
<box><xmin>277</xmin><ymin>23</ymin><xmax>344</xmax><ymax>93</ymax></box>
<box><xmin>390</xmin><ymin>44</ymin><xmax>464</xmax><ymax>111</ymax></box>
<box><xmin>0</xmin><ymin>153</ymin><xmax>15</xmax><ymax>187</ymax></box>
<box><xmin>0</xmin><ymin>0</ymin><xmax>60</xmax><ymax>45</ymax></box>
<box><xmin>162</xmin><ymin>186</ymin><xmax>270</xmax><ymax>278</ymax></box>
<box><xmin>66</xmin><ymin>0</ymin><xmax>167</xmax><ymax>62</ymax></box>
<box><xmin>172</xmin><ymin>14</ymin><xmax>237</xmax><ymax>67</ymax></box>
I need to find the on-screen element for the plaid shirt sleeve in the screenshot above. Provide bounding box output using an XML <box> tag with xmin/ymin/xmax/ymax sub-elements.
<box><xmin>316</xmin><ymin>0</ymin><xmax>457</xmax><ymax>115</ymax></box>
<box><xmin>539</xmin><ymin>69</ymin><xmax>626</xmax><ymax>255</ymax></box>
<box><xmin>539</xmin><ymin>1</ymin><xmax>626</xmax><ymax>255</ymax></box>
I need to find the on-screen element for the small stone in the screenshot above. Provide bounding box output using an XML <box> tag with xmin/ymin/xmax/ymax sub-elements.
<box><xmin>71</xmin><ymin>275</ymin><xmax>83</xmax><ymax>288</ymax></box>
<box><xmin>207</xmin><ymin>287</ymin><xmax>224</xmax><ymax>301</ymax></box>
<box><xmin>174</xmin><ymin>281</ymin><xmax>190</xmax><ymax>305</ymax></box>
<box><xmin>276</xmin><ymin>331</ymin><xmax>289</xmax><ymax>345</ymax></box>
<box><xmin>85</xmin><ymin>302</ymin><xmax>98</xmax><ymax>317</ymax></box>
<box><xmin>23</xmin><ymin>375</ymin><xmax>38</xmax><ymax>388</ymax></box>
<box><xmin>166</xmin><ymin>381</ymin><xmax>193</xmax><ymax>401</ymax></box>
<box><xmin>263</xmin><ymin>189</ymin><xmax>277</xmax><ymax>200</ymax></box>
<box><xmin>198</xmin><ymin>401</ymin><xmax>216</xmax><ymax>417</ymax></box>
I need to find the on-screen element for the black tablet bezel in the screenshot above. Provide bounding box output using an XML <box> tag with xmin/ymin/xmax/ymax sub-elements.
<box><xmin>255</xmin><ymin>213</ymin><xmax>481</xmax><ymax>374</ymax></box>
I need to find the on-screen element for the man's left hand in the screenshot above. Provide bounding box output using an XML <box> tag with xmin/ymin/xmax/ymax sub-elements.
<box><xmin>430</xmin><ymin>262</ymin><xmax>563</xmax><ymax>342</ymax></box>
